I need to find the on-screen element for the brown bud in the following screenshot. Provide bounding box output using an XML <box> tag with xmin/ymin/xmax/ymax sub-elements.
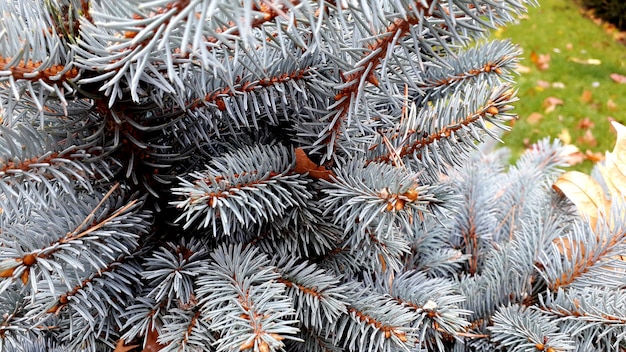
<box><xmin>269</xmin><ymin>333</ymin><xmax>284</xmax><ymax>341</ymax></box>
<box><xmin>22</xmin><ymin>254</ymin><xmax>37</xmax><ymax>266</ymax></box>
<box><xmin>404</xmin><ymin>189</ymin><xmax>418</xmax><ymax>201</ymax></box>
<box><xmin>20</xmin><ymin>270</ymin><xmax>29</xmax><ymax>285</ymax></box>
<box><xmin>239</xmin><ymin>339</ymin><xmax>254</xmax><ymax>350</ymax></box>
<box><xmin>395</xmin><ymin>330</ymin><xmax>408</xmax><ymax>342</ymax></box>
<box><xmin>395</xmin><ymin>199</ymin><xmax>405</xmax><ymax>211</ymax></box>
<box><xmin>486</xmin><ymin>106</ymin><xmax>499</xmax><ymax>115</ymax></box>
<box><xmin>0</xmin><ymin>267</ymin><xmax>15</xmax><ymax>278</ymax></box>
<box><xmin>259</xmin><ymin>341</ymin><xmax>270</xmax><ymax>352</ymax></box>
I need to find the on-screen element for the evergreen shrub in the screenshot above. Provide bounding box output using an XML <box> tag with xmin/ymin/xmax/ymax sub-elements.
<box><xmin>1</xmin><ymin>0</ymin><xmax>625</xmax><ymax>351</ymax></box>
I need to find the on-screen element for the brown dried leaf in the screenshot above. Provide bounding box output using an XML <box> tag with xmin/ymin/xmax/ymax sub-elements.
<box><xmin>578</xmin><ymin>129</ymin><xmax>597</xmax><ymax>147</ymax></box>
<box><xmin>552</xmin><ymin>171</ymin><xmax>608</xmax><ymax>229</ymax></box>
<box><xmin>530</xmin><ymin>51</ymin><xmax>550</xmax><ymax>71</ymax></box>
<box><xmin>580</xmin><ymin>90</ymin><xmax>593</xmax><ymax>104</ymax></box>
<box><xmin>577</xmin><ymin>117</ymin><xmax>594</xmax><ymax>130</ymax></box>
<box><xmin>610</xmin><ymin>73</ymin><xmax>626</xmax><ymax>84</ymax></box>
<box><xmin>142</xmin><ymin>326</ymin><xmax>165</xmax><ymax>352</ymax></box>
<box><xmin>114</xmin><ymin>340</ymin><xmax>139</xmax><ymax>352</ymax></box>
<box><xmin>584</xmin><ymin>150</ymin><xmax>604</xmax><ymax>163</ymax></box>
<box><xmin>559</xmin><ymin>144</ymin><xmax>584</xmax><ymax>166</ymax></box>
<box><xmin>543</xmin><ymin>96</ymin><xmax>563</xmax><ymax>113</ymax></box>
<box><xmin>527</xmin><ymin>112</ymin><xmax>543</xmax><ymax>125</ymax></box>
<box><xmin>293</xmin><ymin>148</ymin><xmax>335</xmax><ymax>181</ymax></box>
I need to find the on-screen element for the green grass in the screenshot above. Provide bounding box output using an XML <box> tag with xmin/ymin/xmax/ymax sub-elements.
<box><xmin>493</xmin><ymin>0</ymin><xmax>626</xmax><ymax>172</ymax></box>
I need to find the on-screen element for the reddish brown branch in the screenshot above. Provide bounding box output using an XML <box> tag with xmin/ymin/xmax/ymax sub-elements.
<box><xmin>463</xmin><ymin>222</ymin><xmax>479</xmax><ymax>275</ymax></box>
<box><xmin>206</xmin><ymin>0</ymin><xmax>302</xmax><ymax>45</ymax></box>
<box><xmin>183</xmin><ymin>310</ymin><xmax>202</xmax><ymax>344</ymax></box>
<box><xmin>0</xmin><ymin>152</ymin><xmax>61</xmax><ymax>174</ymax></box>
<box><xmin>540</xmin><ymin>305</ymin><xmax>626</xmax><ymax>325</ymax></box>
<box><xmin>367</xmin><ymin>98</ymin><xmax>506</xmax><ymax>165</ymax></box>
<box><xmin>46</xmin><ymin>256</ymin><xmax>130</xmax><ymax>314</ymax></box>
<box><xmin>189</xmin><ymin>173</ymin><xmax>279</xmax><ymax>207</ymax></box>
<box><xmin>278</xmin><ymin>277</ymin><xmax>322</xmax><ymax>298</ymax></box>
<box><xmin>0</xmin><ymin>57</ymin><xmax>78</xmax><ymax>85</ymax></box>
<box><xmin>323</xmin><ymin>1</ymin><xmax>434</xmax><ymax>151</ymax></box>
<box><xmin>189</xmin><ymin>68</ymin><xmax>308</xmax><ymax>111</ymax></box>
<box><xmin>420</xmin><ymin>60</ymin><xmax>509</xmax><ymax>90</ymax></box>
<box><xmin>348</xmin><ymin>307</ymin><xmax>408</xmax><ymax>341</ymax></box>
<box><xmin>550</xmin><ymin>231</ymin><xmax>626</xmax><ymax>290</ymax></box>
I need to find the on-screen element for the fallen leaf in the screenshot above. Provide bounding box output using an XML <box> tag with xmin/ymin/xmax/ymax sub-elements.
<box><xmin>557</xmin><ymin>128</ymin><xmax>572</xmax><ymax>145</ymax></box>
<box><xmin>543</xmin><ymin>96</ymin><xmax>564</xmax><ymax>113</ymax></box>
<box><xmin>577</xmin><ymin>117</ymin><xmax>594</xmax><ymax>130</ymax></box>
<box><xmin>527</xmin><ymin>112</ymin><xmax>543</xmax><ymax>124</ymax></box>
<box><xmin>552</xmin><ymin>121</ymin><xmax>626</xmax><ymax>230</ymax></box>
<box><xmin>580</xmin><ymin>90</ymin><xmax>593</xmax><ymax>104</ymax></box>
<box><xmin>559</xmin><ymin>144</ymin><xmax>584</xmax><ymax>166</ymax></box>
<box><xmin>552</xmin><ymin>171</ymin><xmax>608</xmax><ymax>229</ymax></box>
<box><xmin>293</xmin><ymin>148</ymin><xmax>335</xmax><ymax>181</ymax></box>
<box><xmin>515</xmin><ymin>63</ymin><xmax>531</xmax><ymax>74</ymax></box>
<box><xmin>114</xmin><ymin>340</ymin><xmax>139</xmax><ymax>352</ymax></box>
<box><xmin>536</xmin><ymin>80</ymin><xmax>550</xmax><ymax>89</ymax></box>
<box><xmin>143</xmin><ymin>327</ymin><xmax>165</xmax><ymax>352</ymax></box>
<box><xmin>578</xmin><ymin>129</ymin><xmax>597</xmax><ymax>147</ymax></box>
<box><xmin>530</xmin><ymin>51</ymin><xmax>550</xmax><ymax>71</ymax></box>
<box><xmin>584</xmin><ymin>149</ymin><xmax>604</xmax><ymax>163</ymax></box>
<box><xmin>597</xmin><ymin>121</ymin><xmax>626</xmax><ymax>201</ymax></box>
<box><xmin>552</xmin><ymin>82</ymin><xmax>566</xmax><ymax>89</ymax></box>
<box><xmin>568</xmin><ymin>57</ymin><xmax>602</xmax><ymax>65</ymax></box>
<box><xmin>607</xmin><ymin>99</ymin><xmax>617</xmax><ymax>111</ymax></box>
<box><xmin>610</xmin><ymin>73</ymin><xmax>626</xmax><ymax>84</ymax></box>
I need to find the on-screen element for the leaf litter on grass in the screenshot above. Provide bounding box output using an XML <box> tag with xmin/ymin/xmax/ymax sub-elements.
<box><xmin>493</xmin><ymin>0</ymin><xmax>626</xmax><ymax>173</ymax></box>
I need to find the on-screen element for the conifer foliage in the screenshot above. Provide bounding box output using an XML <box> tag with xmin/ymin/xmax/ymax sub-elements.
<box><xmin>1</xmin><ymin>0</ymin><xmax>625</xmax><ymax>351</ymax></box>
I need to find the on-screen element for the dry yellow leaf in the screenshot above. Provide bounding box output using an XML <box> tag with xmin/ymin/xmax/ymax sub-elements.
<box><xmin>557</xmin><ymin>128</ymin><xmax>572</xmax><ymax>145</ymax></box>
<box><xmin>598</xmin><ymin>121</ymin><xmax>626</xmax><ymax>201</ymax></box>
<box><xmin>551</xmin><ymin>121</ymin><xmax>626</xmax><ymax>280</ymax></box>
<box><xmin>553</xmin><ymin>238</ymin><xmax>586</xmax><ymax>258</ymax></box>
<box><xmin>552</xmin><ymin>121</ymin><xmax>626</xmax><ymax>229</ymax></box>
<box><xmin>552</xmin><ymin>171</ymin><xmax>608</xmax><ymax>229</ymax></box>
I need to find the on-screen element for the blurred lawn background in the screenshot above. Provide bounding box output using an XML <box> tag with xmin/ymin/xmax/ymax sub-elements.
<box><xmin>493</xmin><ymin>0</ymin><xmax>626</xmax><ymax>172</ymax></box>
